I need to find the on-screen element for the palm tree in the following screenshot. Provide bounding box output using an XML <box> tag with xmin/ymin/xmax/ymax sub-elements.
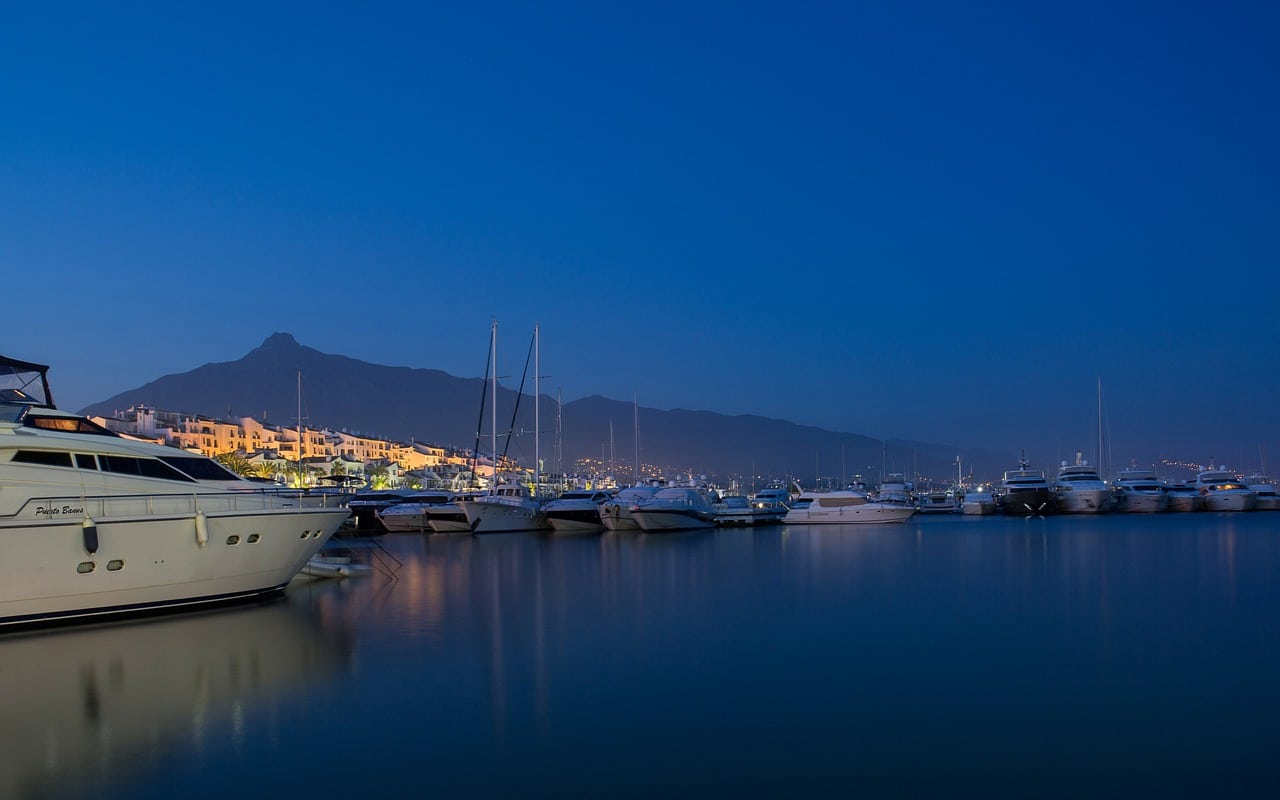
<box><xmin>214</xmin><ymin>451</ymin><xmax>254</xmax><ymax>478</ymax></box>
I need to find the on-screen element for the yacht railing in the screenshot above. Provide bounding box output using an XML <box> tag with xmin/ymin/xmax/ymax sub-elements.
<box><xmin>5</xmin><ymin>489</ymin><xmax>348</xmax><ymax>522</ymax></box>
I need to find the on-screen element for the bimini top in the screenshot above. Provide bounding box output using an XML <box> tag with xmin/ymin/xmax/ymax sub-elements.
<box><xmin>0</xmin><ymin>356</ymin><xmax>55</xmax><ymax>409</ymax></box>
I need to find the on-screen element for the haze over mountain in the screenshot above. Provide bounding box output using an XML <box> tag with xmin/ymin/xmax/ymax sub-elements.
<box><xmin>83</xmin><ymin>333</ymin><xmax>1010</xmax><ymax>485</ymax></box>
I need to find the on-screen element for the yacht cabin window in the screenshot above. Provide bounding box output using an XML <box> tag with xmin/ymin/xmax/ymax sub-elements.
<box><xmin>11</xmin><ymin>450</ymin><xmax>74</xmax><ymax>468</ymax></box>
<box><xmin>23</xmin><ymin>415</ymin><xmax>117</xmax><ymax>435</ymax></box>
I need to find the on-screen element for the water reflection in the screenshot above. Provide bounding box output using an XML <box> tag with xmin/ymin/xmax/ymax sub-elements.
<box><xmin>0</xmin><ymin>595</ymin><xmax>354</xmax><ymax>800</ymax></box>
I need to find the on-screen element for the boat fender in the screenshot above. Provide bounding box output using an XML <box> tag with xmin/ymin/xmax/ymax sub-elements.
<box><xmin>195</xmin><ymin>511</ymin><xmax>209</xmax><ymax>548</ymax></box>
<box><xmin>82</xmin><ymin>517</ymin><xmax>99</xmax><ymax>555</ymax></box>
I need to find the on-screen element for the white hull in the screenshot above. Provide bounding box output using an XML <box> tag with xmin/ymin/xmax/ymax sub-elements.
<box><xmin>377</xmin><ymin>510</ymin><xmax>432</xmax><ymax>532</ymax></box>
<box><xmin>1</xmin><ymin>502</ymin><xmax>349</xmax><ymax>627</ymax></box>
<box><xmin>546</xmin><ymin>515</ymin><xmax>605</xmax><ymax>533</ymax></box>
<box><xmin>1166</xmin><ymin>493</ymin><xmax>1202</xmax><ymax>512</ymax></box>
<box><xmin>459</xmin><ymin>497</ymin><xmax>550</xmax><ymax>533</ymax></box>
<box><xmin>599</xmin><ymin>503</ymin><xmax>643</xmax><ymax>531</ymax></box>
<box><xmin>1254</xmin><ymin>495</ymin><xmax>1280</xmax><ymax>511</ymax></box>
<box><xmin>1201</xmin><ymin>492</ymin><xmax>1256</xmax><ymax>512</ymax></box>
<box><xmin>784</xmin><ymin>503</ymin><xmax>916</xmax><ymax>525</ymax></box>
<box><xmin>1114</xmin><ymin>492</ymin><xmax>1168</xmax><ymax>513</ymax></box>
<box><xmin>631</xmin><ymin>509</ymin><xmax>716</xmax><ymax>532</ymax></box>
<box><xmin>1056</xmin><ymin>489</ymin><xmax>1112</xmax><ymax>514</ymax></box>
<box><xmin>961</xmin><ymin>500</ymin><xmax>996</xmax><ymax>515</ymax></box>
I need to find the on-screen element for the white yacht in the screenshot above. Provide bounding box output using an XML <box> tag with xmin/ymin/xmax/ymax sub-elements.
<box><xmin>630</xmin><ymin>486</ymin><xmax>718</xmax><ymax>532</ymax></box>
<box><xmin>599</xmin><ymin>482</ymin><xmax>663</xmax><ymax>531</ymax></box>
<box><xmin>0</xmin><ymin>355</ymin><xmax>351</xmax><ymax>629</ymax></box>
<box><xmin>377</xmin><ymin>491</ymin><xmax>461</xmax><ymax>532</ymax></box>
<box><xmin>998</xmin><ymin>454</ymin><xmax>1054</xmax><ymax>515</ymax></box>
<box><xmin>782</xmin><ymin>487</ymin><xmax>916</xmax><ymax>525</ymax></box>
<box><xmin>1195</xmin><ymin>466</ymin><xmax>1256</xmax><ymax>512</ymax></box>
<box><xmin>1243</xmin><ymin>474</ymin><xmax>1280</xmax><ymax>511</ymax></box>
<box><xmin>875</xmin><ymin>472</ymin><xmax>914</xmax><ymax>508</ymax></box>
<box><xmin>1053</xmin><ymin>453</ymin><xmax>1112</xmax><ymax>514</ymax></box>
<box><xmin>916</xmin><ymin>488</ymin><xmax>961</xmax><ymax>514</ymax></box>
<box><xmin>960</xmin><ymin>486</ymin><xmax>997</xmax><ymax>515</ymax></box>
<box><xmin>1163</xmin><ymin>481</ymin><xmax>1204</xmax><ymax>512</ymax></box>
<box><xmin>459</xmin><ymin>481</ymin><xmax>551</xmax><ymax>533</ymax></box>
<box><xmin>541</xmin><ymin>489</ymin><xmax>611</xmax><ymax>533</ymax></box>
<box><xmin>425</xmin><ymin>493</ymin><xmax>480</xmax><ymax>534</ymax></box>
<box><xmin>1111</xmin><ymin>467</ymin><xmax>1168</xmax><ymax>513</ymax></box>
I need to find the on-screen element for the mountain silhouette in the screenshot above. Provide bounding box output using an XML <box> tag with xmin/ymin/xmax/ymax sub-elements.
<box><xmin>81</xmin><ymin>333</ymin><xmax>1006</xmax><ymax>484</ymax></box>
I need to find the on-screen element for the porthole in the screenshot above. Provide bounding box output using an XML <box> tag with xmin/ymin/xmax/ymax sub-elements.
<box><xmin>77</xmin><ymin>561</ymin><xmax>95</xmax><ymax>574</ymax></box>
<box><xmin>247</xmin><ymin>533</ymin><xmax>260</xmax><ymax>543</ymax></box>
<box><xmin>226</xmin><ymin>535</ymin><xmax>240</xmax><ymax>545</ymax></box>
<box><xmin>106</xmin><ymin>559</ymin><xmax>124</xmax><ymax>571</ymax></box>
<box><xmin>299</xmin><ymin>530</ymin><xmax>310</xmax><ymax>539</ymax></box>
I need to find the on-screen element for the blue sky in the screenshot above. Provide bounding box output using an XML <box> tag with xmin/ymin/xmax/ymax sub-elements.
<box><xmin>3</xmin><ymin>1</ymin><xmax>1277</xmax><ymax>473</ymax></box>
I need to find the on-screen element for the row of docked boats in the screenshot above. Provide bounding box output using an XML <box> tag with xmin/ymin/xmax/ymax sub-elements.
<box><xmin>978</xmin><ymin>454</ymin><xmax>1278</xmax><ymax>516</ymax></box>
<box><xmin>369</xmin><ymin>479</ymin><xmax>921</xmax><ymax>535</ymax></box>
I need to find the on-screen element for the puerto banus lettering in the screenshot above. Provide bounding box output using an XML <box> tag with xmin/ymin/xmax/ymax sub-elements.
<box><xmin>34</xmin><ymin>505</ymin><xmax>86</xmax><ymax>518</ymax></box>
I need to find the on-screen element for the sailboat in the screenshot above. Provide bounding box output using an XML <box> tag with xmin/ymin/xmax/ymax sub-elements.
<box><xmin>458</xmin><ymin>322</ymin><xmax>551</xmax><ymax>533</ymax></box>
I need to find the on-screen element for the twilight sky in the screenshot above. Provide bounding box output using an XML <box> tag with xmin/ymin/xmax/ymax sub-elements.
<box><xmin>3</xmin><ymin>1</ymin><xmax>1277</xmax><ymax>474</ymax></box>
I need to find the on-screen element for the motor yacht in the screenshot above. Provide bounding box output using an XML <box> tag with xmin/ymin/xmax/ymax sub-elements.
<box><xmin>874</xmin><ymin>472</ymin><xmax>914</xmax><ymax>508</ymax></box>
<box><xmin>458</xmin><ymin>481</ymin><xmax>551</xmax><ymax>533</ymax></box>
<box><xmin>782</xmin><ymin>487</ymin><xmax>916</xmax><ymax>524</ymax></box>
<box><xmin>599</xmin><ymin>482</ymin><xmax>664</xmax><ymax>531</ymax></box>
<box><xmin>542</xmin><ymin>489</ymin><xmax>611</xmax><ymax>533</ymax></box>
<box><xmin>1243</xmin><ymin>474</ymin><xmax>1280</xmax><ymax>511</ymax></box>
<box><xmin>1163</xmin><ymin>481</ymin><xmax>1203</xmax><ymax>512</ymax></box>
<box><xmin>998</xmin><ymin>454</ymin><xmax>1054</xmax><ymax>515</ymax></box>
<box><xmin>1111</xmin><ymin>467</ymin><xmax>1168</xmax><ymax>513</ymax></box>
<box><xmin>1053</xmin><ymin>453</ymin><xmax>1112</xmax><ymax>514</ymax></box>
<box><xmin>1195</xmin><ymin>466</ymin><xmax>1256</xmax><ymax>512</ymax></box>
<box><xmin>630</xmin><ymin>486</ymin><xmax>718</xmax><ymax>532</ymax></box>
<box><xmin>0</xmin><ymin>355</ymin><xmax>351</xmax><ymax>629</ymax></box>
<box><xmin>960</xmin><ymin>486</ymin><xmax>997</xmax><ymax>515</ymax></box>
<box><xmin>377</xmin><ymin>491</ymin><xmax>461</xmax><ymax>532</ymax></box>
<box><xmin>916</xmin><ymin>488</ymin><xmax>961</xmax><ymax>514</ymax></box>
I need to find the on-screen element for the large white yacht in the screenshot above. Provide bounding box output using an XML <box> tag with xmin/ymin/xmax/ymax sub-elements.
<box><xmin>960</xmin><ymin>486</ymin><xmax>997</xmax><ymax>515</ymax></box>
<box><xmin>1195</xmin><ymin>466</ymin><xmax>1256</xmax><ymax>512</ymax></box>
<box><xmin>1111</xmin><ymin>466</ymin><xmax>1168</xmax><ymax>513</ymax></box>
<box><xmin>1163</xmin><ymin>481</ymin><xmax>1204</xmax><ymax>512</ymax></box>
<box><xmin>998</xmin><ymin>454</ymin><xmax>1054</xmax><ymax>515</ymax></box>
<box><xmin>782</xmin><ymin>486</ymin><xmax>916</xmax><ymax>524</ymax></box>
<box><xmin>1053</xmin><ymin>453</ymin><xmax>1113</xmax><ymax>514</ymax></box>
<box><xmin>0</xmin><ymin>355</ymin><xmax>352</xmax><ymax>629</ymax></box>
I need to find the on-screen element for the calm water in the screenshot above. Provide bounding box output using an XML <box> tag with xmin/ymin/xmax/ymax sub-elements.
<box><xmin>6</xmin><ymin>513</ymin><xmax>1280</xmax><ymax>799</ymax></box>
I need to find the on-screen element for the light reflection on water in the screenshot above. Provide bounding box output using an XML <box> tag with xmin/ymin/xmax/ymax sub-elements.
<box><xmin>11</xmin><ymin>513</ymin><xmax>1280</xmax><ymax>798</ymax></box>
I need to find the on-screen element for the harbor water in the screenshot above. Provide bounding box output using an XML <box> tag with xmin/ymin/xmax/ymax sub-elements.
<box><xmin>6</xmin><ymin>512</ymin><xmax>1280</xmax><ymax>798</ymax></box>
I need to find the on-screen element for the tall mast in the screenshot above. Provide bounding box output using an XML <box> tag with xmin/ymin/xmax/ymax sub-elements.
<box><xmin>633</xmin><ymin>390</ymin><xmax>639</xmax><ymax>486</ymax></box>
<box><xmin>296</xmin><ymin>370</ymin><xmax>303</xmax><ymax>463</ymax></box>
<box><xmin>491</xmin><ymin>319</ymin><xmax>498</xmax><ymax>491</ymax></box>
<box><xmin>534</xmin><ymin>322</ymin><xmax>540</xmax><ymax>495</ymax></box>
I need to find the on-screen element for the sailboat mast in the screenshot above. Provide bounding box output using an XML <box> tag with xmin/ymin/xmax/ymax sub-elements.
<box><xmin>296</xmin><ymin>370</ymin><xmax>303</xmax><ymax>464</ymax></box>
<box><xmin>534</xmin><ymin>322</ymin><xmax>540</xmax><ymax>495</ymax></box>
<box><xmin>491</xmin><ymin>319</ymin><xmax>498</xmax><ymax>491</ymax></box>
<box><xmin>633</xmin><ymin>390</ymin><xmax>639</xmax><ymax>486</ymax></box>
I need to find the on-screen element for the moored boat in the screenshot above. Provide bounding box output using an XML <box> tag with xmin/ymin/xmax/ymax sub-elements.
<box><xmin>998</xmin><ymin>454</ymin><xmax>1054</xmax><ymax>516</ymax></box>
<box><xmin>542</xmin><ymin>489</ymin><xmax>611</xmax><ymax>533</ymax></box>
<box><xmin>1111</xmin><ymin>466</ymin><xmax>1168</xmax><ymax>513</ymax></box>
<box><xmin>0</xmin><ymin>355</ymin><xmax>351</xmax><ymax>629</ymax></box>
<box><xmin>1195</xmin><ymin>466</ymin><xmax>1256</xmax><ymax>512</ymax></box>
<box><xmin>782</xmin><ymin>487</ymin><xmax>916</xmax><ymax>524</ymax></box>
<box><xmin>1164</xmin><ymin>481</ymin><xmax>1203</xmax><ymax>512</ymax></box>
<box><xmin>631</xmin><ymin>486</ymin><xmax>718</xmax><ymax>532</ymax></box>
<box><xmin>599</xmin><ymin>483</ymin><xmax>663</xmax><ymax>531</ymax></box>
<box><xmin>459</xmin><ymin>482</ymin><xmax>551</xmax><ymax>533</ymax></box>
<box><xmin>960</xmin><ymin>486</ymin><xmax>997</xmax><ymax>515</ymax></box>
<box><xmin>377</xmin><ymin>491</ymin><xmax>460</xmax><ymax>532</ymax></box>
<box><xmin>1053</xmin><ymin>453</ymin><xmax>1113</xmax><ymax>514</ymax></box>
<box><xmin>1243</xmin><ymin>474</ymin><xmax>1280</xmax><ymax>511</ymax></box>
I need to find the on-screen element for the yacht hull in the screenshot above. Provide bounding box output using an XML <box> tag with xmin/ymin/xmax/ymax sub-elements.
<box><xmin>1201</xmin><ymin>492</ymin><xmax>1256</xmax><ymax>512</ymax></box>
<box><xmin>545</xmin><ymin>510</ymin><xmax>605</xmax><ymax>533</ymax></box>
<box><xmin>631</xmin><ymin>509</ymin><xmax>716</xmax><ymax>532</ymax></box>
<box><xmin>783</xmin><ymin>503</ymin><xmax>916</xmax><ymax>525</ymax></box>
<box><xmin>459</xmin><ymin>499</ymin><xmax>550</xmax><ymax>533</ymax></box>
<box><xmin>1056</xmin><ymin>489</ymin><xmax>1112</xmax><ymax>514</ymax></box>
<box><xmin>999</xmin><ymin>489</ymin><xmax>1055</xmax><ymax>516</ymax></box>
<box><xmin>599</xmin><ymin>502</ymin><xmax>643</xmax><ymax>531</ymax></box>
<box><xmin>0</xmin><ymin>507</ymin><xmax>349</xmax><ymax>628</ymax></box>
<box><xmin>1113</xmin><ymin>492</ymin><xmax>1168</xmax><ymax>513</ymax></box>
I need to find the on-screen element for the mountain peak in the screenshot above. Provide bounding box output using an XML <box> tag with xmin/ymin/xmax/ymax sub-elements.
<box><xmin>260</xmin><ymin>332</ymin><xmax>299</xmax><ymax>349</ymax></box>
